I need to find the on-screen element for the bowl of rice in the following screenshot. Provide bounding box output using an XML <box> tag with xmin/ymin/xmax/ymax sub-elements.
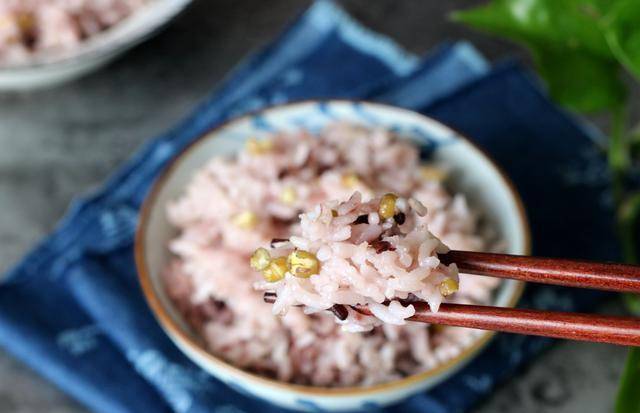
<box><xmin>135</xmin><ymin>100</ymin><xmax>531</xmax><ymax>411</ymax></box>
<box><xmin>0</xmin><ymin>0</ymin><xmax>192</xmax><ymax>90</ymax></box>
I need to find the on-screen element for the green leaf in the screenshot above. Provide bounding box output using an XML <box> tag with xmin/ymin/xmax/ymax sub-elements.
<box><xmin>453</xmin><ymin>0</ymin><xmax>627</xmax><ymax>112</ymax></box>
<box><xmin>603</xmin><ymin>0</ymin><xmax>640</xmax><ymax>80</ymax></box>
<box><xmin>616</xmin><ymin>348</ymin><xmax>640</xmax><ymax>413</ymax></box>
<box><xmin>532</xmin><ymin>47</ymin><xmax>626</xmax><ymax>112</ymax></box>
<box><xmin>452</xmin><ymin>0</ymin><xmax>614</xmax><ymax>57</ymax></box>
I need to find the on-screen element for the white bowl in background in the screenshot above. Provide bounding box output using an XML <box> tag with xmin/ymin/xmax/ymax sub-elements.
<box><xmin>135</xmin><ymin>100</ymin><xmax>531</xmax><ymax>411</ymax></box>
<box><xmin>0</xmin><ymin>0</ymin><xmax>192</xmax><ymax>91</ymax></box>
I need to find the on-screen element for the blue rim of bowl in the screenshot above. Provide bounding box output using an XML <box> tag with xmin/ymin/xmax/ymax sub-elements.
<box><xmin>135</xmin><ymin>99</ymin><xmax>531</xmax><ymax>397</ymax></box>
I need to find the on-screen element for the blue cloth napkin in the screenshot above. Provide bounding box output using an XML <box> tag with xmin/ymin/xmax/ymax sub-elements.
<box><xmin>0</xmin><ymin>1</ymin><xmax>618</xmax><ymax>413</ymax></box>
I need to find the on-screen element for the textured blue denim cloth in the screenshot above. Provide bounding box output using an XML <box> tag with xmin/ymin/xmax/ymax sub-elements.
<box><xmin>0</xmin><ymin>1</ymin><xmax>617</xmax><ymax>413</ymax></box>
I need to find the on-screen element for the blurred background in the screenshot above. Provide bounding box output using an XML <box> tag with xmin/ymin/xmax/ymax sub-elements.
<box><xmin>0</xmin><ymin>1</ymin><xmax>631</xmax><ymax>412</ymax></box>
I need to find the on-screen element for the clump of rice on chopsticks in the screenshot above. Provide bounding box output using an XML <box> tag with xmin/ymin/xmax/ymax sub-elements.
<box><xmin>253</xmin><ymin>191</ymin><xmax>459</xmax><ymax>332</ymax></box>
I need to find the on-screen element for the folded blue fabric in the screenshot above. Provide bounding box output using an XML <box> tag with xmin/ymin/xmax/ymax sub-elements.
<box><xmin>0</xmin><ymin>2</ymin><xmax>617</xmax><ymax>413</ymax></box>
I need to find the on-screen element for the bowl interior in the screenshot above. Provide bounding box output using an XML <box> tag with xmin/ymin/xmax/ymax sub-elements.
<box><xmin>138</xmin><ymin>100</ymin><xmax>530</xmax><ymax>389</ymax></box>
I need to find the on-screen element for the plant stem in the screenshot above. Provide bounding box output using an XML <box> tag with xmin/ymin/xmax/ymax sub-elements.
<box><xmin>624</xmin><ymin>294</ymin><xmax>640</xmax><ymax>315</ymax></box>
<box><xmin>612</xmin><ymin>105</ymin><xmax>640</xmax><ymax>413</ymax></box>
<box><xmin>616</xmin><ymin>347</ymin><xmax>640</xmax><ymax>413</ymax></box>
<box><xmin>609</xmin><ymin>106</ymin><xmax>629</xmax><ymax>204</ymax></box>
<box><xmin>619</xmin><ymin>192</ymin><xmax>640</xmax><ymax>264</ymax></box>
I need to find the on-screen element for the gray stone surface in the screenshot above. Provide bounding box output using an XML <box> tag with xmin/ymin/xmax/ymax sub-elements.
<box><xmin>0</xmin><ymin>0</ymin><xmax>629</xmax><ymax>412</ymax></box>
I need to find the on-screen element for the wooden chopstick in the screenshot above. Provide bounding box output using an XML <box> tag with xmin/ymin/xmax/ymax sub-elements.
<box><xmin>354</xmin><ymin>302</ymin><xmax>640</xmax><ymax>347</ymax></box>
<box><xmin>266</xmin><ymin>292</ymin><xmax>640</xmax><ymax>346</ymax></box>
<box><xmin>440</xmin><ymin>251</ymin><xmax>640</xmax><ymax>294</ymax></box>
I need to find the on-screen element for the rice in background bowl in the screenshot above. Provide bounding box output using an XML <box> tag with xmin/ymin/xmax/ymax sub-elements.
<box><xmin>0</xmin><ymin>0</ymin><xmax>149</xmax><ymax>67</ymax></box>
<box><xmin>0</xmin><ymin>0</ymin><xmax>192</xmax><ymax>90</ymax></box>
<box><xmin>136</xmin><ymin>100</ymin><xmax>530</xmax><ymax>411</ymax></box>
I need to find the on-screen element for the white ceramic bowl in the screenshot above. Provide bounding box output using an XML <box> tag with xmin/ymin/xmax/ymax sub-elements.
<box><xmin>135</xmin><ymin>100</ymin><xmax>531</xmax><ymax>411</ymax></box>
<box><xmin>0</xmin><ymin>0</ymin><xmax>192</xmax><ymax>90</ymax></box>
